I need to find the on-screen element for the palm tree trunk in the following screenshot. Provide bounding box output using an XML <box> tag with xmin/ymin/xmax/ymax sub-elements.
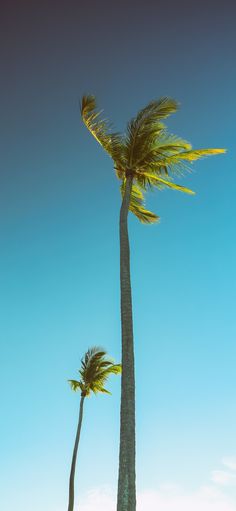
<box><xmin>68</xmin><ymin>394</ymin><xmax>85</xmax><ymax>511</ymax></box>
<box><xmin>117</xmin><ymin>175</ymin><xmax>136</xmax><ymax>511</ymax></box>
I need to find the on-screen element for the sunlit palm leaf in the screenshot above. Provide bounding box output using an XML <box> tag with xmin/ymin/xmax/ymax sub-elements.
<box><xmin>68</xmin><ymin>380</ymin><xmax>83</xmax><ymax>392</ymax></box>
<box><xmin>91</xmin><ymin>384</ymin><xmax>111</xmax><ymax>395</ymax></box>
<box><xmin>170</xmin><ymin>148</ymin><xmax>226</xmax><ymax>161</ymax></box>
<box><xmin>81</xmin><ymin>95</ymin><xmax>125</xmax><ymax>167</ymax></box>
<box><xmin>136</xmin><ymin>172</ymin><xmax>195</xmax><ymax>195</ymax></box>
<box><xmin>135</xmin><ymin>133</ymin><xmax>192</xmax><ymax>168</ymax></box>
<box><xmin>121</xmin><ymin>181</ymin><xmax>159</xmax><ymax>224</ymax></box>
<box><xmin>150</xmin><ymin>148</ymin><xmax>226</xmax><ymax>175</ymax></box>
<box><xmin>125</xmin><ymin>98</ymin><xmax>179</xmax><ymax>167</ymax></box>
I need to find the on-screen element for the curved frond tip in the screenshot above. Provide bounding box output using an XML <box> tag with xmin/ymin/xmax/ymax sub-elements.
<box><xmin>81</xmin><ymin>95</ymin><xmax>125</xmax><ymax>166</ymax></box>
<box><xmin>173</xmin><ymin>148</ymin><xmax>226</xmax><ymax>161</ymax></box>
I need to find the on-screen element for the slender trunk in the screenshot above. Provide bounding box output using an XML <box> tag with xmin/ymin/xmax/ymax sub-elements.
<box><xmin>117</xmin><ymin>175</ymin><xmax>136</xmax><ymax>511</ymax></box>
<box><xmin>68</xmin><ymin>394</ymin><xmax>85</xmax><ymax>511</ymax></box>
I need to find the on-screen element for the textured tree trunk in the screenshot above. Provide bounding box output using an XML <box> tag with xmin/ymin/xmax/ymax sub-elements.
<box><xmin>68</xmin><ymin>394</ymin><xmax>85</xmax><ymax>511</ymax></box>
<box><xmin>117</xmin><ymin>175</ymin><xmax>136</xmax><ymax>511</ymax></box>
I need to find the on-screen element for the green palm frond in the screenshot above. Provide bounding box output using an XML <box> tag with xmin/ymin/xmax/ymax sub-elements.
<box><xmin>96</xmin><ymin>388</ymin><xmax>111</xmax><ymax>394</ymax></box>
<box><xmin>121</xmin><ymin>181</ymin><xmax>159</xmax><ymax>224</ymax></box>
<box><xmin>90</xmin><ymin>383</ymin><xmax>111</xmax><ymax>395</ymax></box>
<box><xmin>135</xmin><ymin>172</ymin><xmax>195</xmax><ymax>195</ymax></box>
<box><xmin>147</xmin><ymin>148</ymin><xmax>226</xmax><ymax>176</ymax></box>
<box><xmin>125</xmin><ymin>98</ymin><xmax>179</xmax><ymax>168</ymax></box>
<box><xmin>170</xmin><ymin>148</ymin><xmax>226</xmax><ymax>161</ymax></box>
<box><xmin>69</xmin><ymin>346</ymin><xmax>121</xmax><ymax>397</ymax></box>
<box><xmin>81</xmin><ymin>95</ymin><xmax>125</xmax><ymax>167</ymax></box>
<box><xmin>95</xmin><ymin>365</ymin><xmax>122</xmax><ymax>379</ymax></box>
<box><xmin>68</xmin><ymin>380</ymin><xmax>83</xmax><ymax>392</ymax></box>
<box><xmin>135</xmin><ymin>132</ymin><xmax>192</xmax><ymax>169</ymax></box>
<box><xmin>106</xmin><ymin>363</ymin><xmax>122</xmax><ymax>374</ymax></box>
<box><xmin>130</xmin><ymin>98</ymin><xmax>179</xmax><ymax>132</ymax></box>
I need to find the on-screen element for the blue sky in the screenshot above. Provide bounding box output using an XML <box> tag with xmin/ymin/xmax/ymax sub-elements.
<box><xmin>0</xmin><ymin>1</ymin><xmax>236</xmax><ymax>510</ymax></box>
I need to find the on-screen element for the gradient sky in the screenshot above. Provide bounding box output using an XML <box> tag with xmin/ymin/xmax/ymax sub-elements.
<box><xmin>1</xmin><ymin>1</ymin><xmax>236</xmax><ymax>510</ymax></box>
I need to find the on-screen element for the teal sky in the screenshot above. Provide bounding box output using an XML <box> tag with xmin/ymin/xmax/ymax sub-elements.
<box><xmin>1</xmin><ymin>1</ymin><xmax>236</xmax><ymax>510</ymax></box>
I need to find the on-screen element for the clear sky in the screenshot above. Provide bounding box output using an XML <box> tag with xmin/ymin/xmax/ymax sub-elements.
<box><xmin>0</xmin><ymin>1</ymin><xmax>236</xmax><ymax>510</ymax></box>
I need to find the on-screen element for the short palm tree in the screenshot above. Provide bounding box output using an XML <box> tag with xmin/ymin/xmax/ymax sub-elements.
<box><xmin>81</xmin><ymin>95</ymin><xmax>225</xmax><ymax>511</ymax></box>
<box><xmin>67</xmin><ymin>346</ymin><xmax>121</xmax><ymax>511</ymax></box>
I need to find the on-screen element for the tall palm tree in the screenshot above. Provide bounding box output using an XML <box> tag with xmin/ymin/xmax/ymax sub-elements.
<box><xmin>81</xmin><ymin>95</ymin><xmax>225</xmax><ymax>511</ymax></box>
<box><xmin>67</xmin><ymin>346</ymin><xmax>121</xmax><ymax>511</ymax></box>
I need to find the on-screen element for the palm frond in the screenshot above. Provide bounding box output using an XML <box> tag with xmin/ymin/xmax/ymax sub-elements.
<box><xmin>90</xmin><ymin>383</ymin><xmax>111</xmax><ymax>395</ymax></box>
<box><xmin>125</xmin><ymin>98</ymin><xmax>179</xmax><ymax>168</ymax></box>
<box><xmin>68</xmin><ymin>380</ymin><xmax>83</xmax><ymax>392</ymax></box>
<box><xmin>95</xmin><ymin>364</ymin><xmax>122</xmax><ymax>378</ymax></box>
<box><xmin>121</xmin><ymin>181</ymin><xmax>159</xmax><ymax>224</ymax></box>
<box><xmin>135</xmin><ymin>132</ymin><xmax>192</xmax><ymax>169</ymax></box>
<box><xmin>106</xmin><ymin>363</ymin><xmax>122</xmax><ymax>374</ymax></box>
<box><xmin>170</xmin><ymin>148</ymin><xmax>226</xmax><ymax>161</ymax></box>
<box><xmin>81</xmin><ymin>95</ymin><xmax>125</xmax><ymax>167</ymax></box>
<box><xmin>149</xmin><ymin>148</ymin><xmax>226</xmax><ymax>175</ymax></box>
<box><xmin>97</xmin><ymin>388</ymin><xmax>111</xmax><ymax>395</ymax></box>
<box><xmin>136</xmin><ymin>172</ymin><xmax>195</xmax><ymax>195</ymax></box>
<box><xmin>133</xmin><ymin>97</ymin><xmax>179</xmax><ymax>125</ymax></box>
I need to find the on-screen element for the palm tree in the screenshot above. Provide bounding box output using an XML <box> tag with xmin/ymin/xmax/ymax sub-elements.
<box><xmin>81</xmin><ymin>95</ymin><xmax>225</xmax><ymax>511</ymax></box>
<box><xmin>67</xmin><ymin>346</ymin><xmax>121</xmax><ymax>511</ymax></box>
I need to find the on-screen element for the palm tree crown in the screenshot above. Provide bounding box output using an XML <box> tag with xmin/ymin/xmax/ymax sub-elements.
<box><xmin>81</xmin><ymin>95</ymin><xmax>225</xmax><ymax>223</ymax></box>
<box><xmin>68</xmin><ymin>346</ymin><xmax>122</xmax><ymax>397</ymax></box>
